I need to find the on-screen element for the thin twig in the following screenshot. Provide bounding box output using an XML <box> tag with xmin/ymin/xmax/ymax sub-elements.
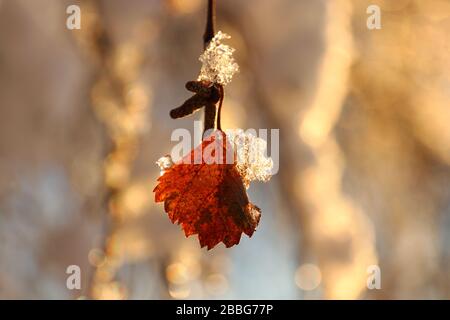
<box><xmin>216</xmin><ymin>84</ymin><xmax>224</xmax><ymax>130</ymax></box>
<box><xmin>202</xmin><ymin>0</ymin><xmax>224</xmax><ymax>134</ymax></box>
<box><xmin>203</xmin><ymin>0</ymin><xmax>216</xmax><ymax>48</ymax></box>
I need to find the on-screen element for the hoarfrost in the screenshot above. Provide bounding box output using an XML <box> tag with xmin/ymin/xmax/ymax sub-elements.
<box><xmin>198</xmin><ymin>31</ymin><xmax>239</xmax><ymax>86</ymax></box>
<box><xmin>227</xmin><ymin>129</ymin><xmax>273</xmax><ymax>188</ymax></box>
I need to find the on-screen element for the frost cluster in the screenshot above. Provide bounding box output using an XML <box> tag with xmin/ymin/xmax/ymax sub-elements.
<box><xmin>198</xmin><ymin>31</ymin><xmax>239</xmax><ymax>86</ymax></box>
<box><xmin>226</xmin><ymin>129</ymin><xmax>273</xmax><ymax>188</ymax></box>
<box><xmin>156</xmin><ymin>155</ymin><xmax>174</xmax><ymax>175</ymax></box>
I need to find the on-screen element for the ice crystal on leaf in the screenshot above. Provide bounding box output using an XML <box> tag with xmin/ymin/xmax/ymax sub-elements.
<box><xmin>198</xmin><ymin>31</ymin><xmax>239</xmax><ymax>86</ymax></box>
<box><xmin>156</xmin><ymin>155</ymin><xmax>174</xmax><ymax>175</ymax></box>
<box><xmin>227</xmin><ymin>130</ymin><xmax>274</xmax><ymax>188</ymax></box>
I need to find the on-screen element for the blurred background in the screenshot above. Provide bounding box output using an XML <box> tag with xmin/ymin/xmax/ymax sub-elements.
<box><xmin>0</xmin><ymin>0</ymin><xmax>449</xmax><ymax>299</ymax></box>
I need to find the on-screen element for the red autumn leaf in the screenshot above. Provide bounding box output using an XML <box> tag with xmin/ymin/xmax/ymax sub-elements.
<box><xmin>153</xmin><ymin>131</ymin><xmax>261</xmax><ymax>250</ymax></box>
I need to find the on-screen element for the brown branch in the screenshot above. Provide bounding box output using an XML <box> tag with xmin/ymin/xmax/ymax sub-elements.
<box><xmin>169</xmin><ymin>0</ymin><xmax>223</xmax><ymax>135</ymax></box>
<box><xmin>202</xmin><ymin>0</ymin><xmax>224</xmax><ymax>134</ymax></box>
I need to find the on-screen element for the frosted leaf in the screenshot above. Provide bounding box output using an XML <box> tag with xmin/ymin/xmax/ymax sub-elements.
<box><xmin>226</xmin><ymin>130</ymin><xmax>273</xmax><ymax>188</ymax></box>
<box><xmin>198</xmin><ymin>31</ymin><xmax>239</xmax><ymax>86</ymax></box>
<box><xmin>156</xmin><ymin>155</ymin><xmax>174</xmax><ymax>175</ymax></box>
